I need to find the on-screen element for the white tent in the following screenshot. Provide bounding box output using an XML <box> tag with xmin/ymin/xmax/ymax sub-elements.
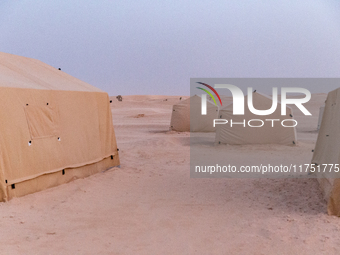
<box><xmin>312</xmin><ymin>88</ymin><xmax>340</xmax><ymax>215</ymax></box>
<box><xmin>215</xmin><ymin>92</ymin><xmax>297</xmax><ymax>145</ymax></box>
<box><xmin>170</xmin><ymin>95</ymin><xmax>218</xmax><ymax>132</ymax></box>
<box><xmin>317</xmin><ymin>104</ymin><xmax>325</xmax><ymax>130</ymax></box>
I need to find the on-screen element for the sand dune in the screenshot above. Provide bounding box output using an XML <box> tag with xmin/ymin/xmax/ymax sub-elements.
<box><xmin>0</xmin><ymin>93</ymin><xmax>339</xmax><ymax>254</ymax></box>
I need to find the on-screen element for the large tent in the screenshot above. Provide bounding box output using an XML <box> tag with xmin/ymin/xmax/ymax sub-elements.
<box><xmin>312</xmin><ymin>88</ymin><xmax>340</xmax><ymax>215</ymax></box>
<box><xmin>215</xmin><ymin>92</ymin><xmax>297</xmax><ymax>145</ymax></box>
<box><xmin>0</xmin><ymin>52</ymin><xmax>120</xmax><ymax>201</ymax></box>
<box><xmin>170</xmin><ymin>95</ymin><xmax>218</xmax><ymax>132</ymax></box>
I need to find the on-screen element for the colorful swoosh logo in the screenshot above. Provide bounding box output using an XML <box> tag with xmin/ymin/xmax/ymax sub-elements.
<box><xmin>196</xmin><ymin>82</ymin><xmax>222</xmax><ymax>106</ymax></box>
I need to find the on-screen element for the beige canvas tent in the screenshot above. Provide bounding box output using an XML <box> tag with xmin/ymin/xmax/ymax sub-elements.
<box><xmin>0</xmin><ymin>52</ymin><xmax>120</xmax><ymax>201</ymax></box>
<box><xmin>170</xmin><ymin>95</ymin><xmax>218</xmax><ymax>132</ymax></box>
<box><xmin>215</xmin><ymin>92</ymin><xmax>297</xmax><ymax>145</ymax></box>
<box><xmin>312</xmin><ymin>88</ymin><xmax>340</xmax><ymax>215</ymax></box>
<box><xmin>317</xmin><ymin>104</ymin><xmax>325</xmax><ymax>130</ymax></box>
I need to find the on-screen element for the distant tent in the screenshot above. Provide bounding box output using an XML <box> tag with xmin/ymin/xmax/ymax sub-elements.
<box><xmin>312</xmin><ymin>88</ymin><xmax>340</xmax><ymax>215</ymax></box>
<box><xmin>215</xmin><ymin>92</ymin><xmax>297</xmax><ymax>145</ymax></box>
<box><xmin>0</xmin><ymin>52</ymin><xmax>120</xmax><ymax>201</ymax></box>
<box><xmin>170</xmin><ymin>95</ymin><xmax>218</xmax><ymax>132</ymax></box>
<box><xmin>317</xmin><ymin>104</ymin><xmax>325</xmax><ymax>130</ymax></box>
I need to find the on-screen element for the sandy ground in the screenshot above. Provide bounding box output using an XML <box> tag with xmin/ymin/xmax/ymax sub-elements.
<box><xmin>1</xmin><ymin>93</ymin><xmax>340</xmax><ymax>254</ymax></box>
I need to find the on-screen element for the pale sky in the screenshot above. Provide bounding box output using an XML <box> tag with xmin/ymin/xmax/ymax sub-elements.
<box><xmin>1</xmin><ymin>1</ymin><xmax>340</xmax><ymax>96</ymax></box>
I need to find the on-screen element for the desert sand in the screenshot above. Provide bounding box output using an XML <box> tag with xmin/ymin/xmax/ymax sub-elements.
<box><xmin>1</xmin><ymin>93</ymin><xmax>340</xmax><ymax>254</ymax></box>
